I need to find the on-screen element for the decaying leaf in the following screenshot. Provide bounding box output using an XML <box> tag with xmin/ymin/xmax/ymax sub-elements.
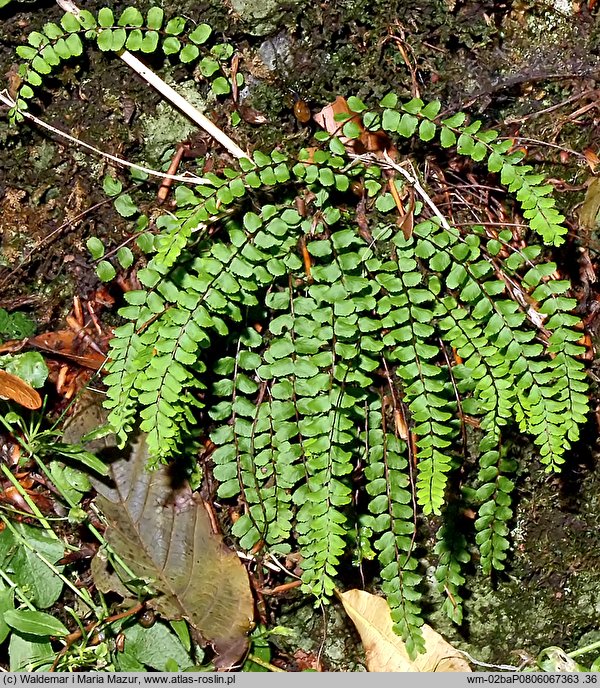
<box><xmin>61</xmin><ymin>391</ymin><xmax>116</xmax><ymax>454</ymax></box>
<box><xmin>93</xmin><ymin>437</ymin><xmax>254</xmax><ymax>669</ymax></box>
<box><xmin>339</xmin><ymin>589</ymin><xmax>471</xmax><ymax>672</ymax></box>
<box><xmin>313</xmin><ymin>96</ymin><xmax>394</xmax><ymax>156</ymax></box>
<box><xmin>91</xmin><ymin>549</ymin><xmax>138</xmax><ymax>601</ymax></box>
<box><xmin>0</xmin><ymin>369</ymin><xmax>41</xmax><ymax>409</ymax></box>
<box><xmin>579</xmin><ymin>177</ymin><xmax>600</xmax><ymax>230</ymax></box>
<box><xmin>537</xmin><ymin>647</ymin><xmax>583</xmax><ymax>672</ymax></box>
<box><xmin>389</xmin><ymin>180</ymin><xmax>415</xmax><ymax>240</ymax></box>
<box><xmin>583</xmin><ymin>148</ymin><xmax>600</xmax><ymax>173</ymax></box>
<box><xmin>29</xmin><ymin>330</ymin><xmax>106</xmax><ymax>370</ymax></box>
<box><xmin>313</xmin><ymin>96</ymin><xmax>359</xmax><ymax>141</ymax></box>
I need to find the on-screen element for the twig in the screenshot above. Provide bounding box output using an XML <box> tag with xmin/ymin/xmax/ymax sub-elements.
<box><xmin>157</xmin><ymin>144</ymin><xmax>186</xmax><ymax>202</ymax></box>
<box><xmin>382</xmin><ymin>151</ymin><xmax>453</xmax><ymax>231</ymax></box>
<box><xmin>245</xmin><ymin>653</ymin><xmax>286</xmax><ymax>672</ymax></box>
<box><xmin>501</xmin><ymin>136</ymin><xmax>585</xmax><ymax>160</ymax></box>
<box><xmin>0</xmin><ymin>90</ymin><xmax>211</xmax><ymax>186</ymax></box>
<box><xmin>505</xmin><ymin>89</ymin><xmax>596</xmax><ymax>124</ymax></box>
<box><xmin>54</xmin><ymin>0</ymin><xmax>250</xmax><ymax>161</ymax></box>
<box><xmin>259</xmin><ymin>580</ymin><xmax>302</xmax><ymax>595</ymax></box>
<box><xmin>236</xmin><ymin>551</ymin><xmax>281</xmax><ymax>573</ymax></box>
<box><xmin>460</xmin><ymin>69</ymin><xmax>600</xmax><ymax>110</ymax></box>
<box><xmin>50</xmin><ymin>603</ymin><xmax>144</xmax><ymax>672</ymax></box>
<box><xmin>456</xmin><ymin>649</ymin><xmax>519</xmax><ymax>672</ymax></box>
<box><xmin>266</xmin><ymin>552</ymin><xmax>302</xmax><ymax>579</ymax></box>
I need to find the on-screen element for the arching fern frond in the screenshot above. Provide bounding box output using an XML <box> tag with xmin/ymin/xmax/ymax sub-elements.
<box><xmin>9</xmin><ymin>7</ymin><xmax>232</xmax><ymax>124</ymax></box>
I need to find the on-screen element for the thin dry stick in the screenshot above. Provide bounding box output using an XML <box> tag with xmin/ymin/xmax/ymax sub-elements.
<box><xmin>0</xmin><ymin>90</ymin><xmax>210</xmax><ymax>186</ymax></box>
<box><xmin>502</xmin><ymin>136</ymin><xmax>585</xmax><ymax>160</ymax></box>
<box><xmin>382</xmin><ymin>150</ymin><xmax>453</xmax><ymax>231</ymax></box>
<box><xmin>55</xmin><ymin>0</ymin><xmax>250</xmax><ymax>161</ymax></box>
<box><xmin>456</xmin><ymin>649</ymin><xmax>519</xmax><ymax>672</ymax></box>
<box><xmin>505</xmin><ymin>89</ymin><xmax>595</xmax><ymax>125</ymax></box>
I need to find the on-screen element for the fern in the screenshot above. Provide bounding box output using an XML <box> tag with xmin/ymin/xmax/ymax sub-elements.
<box><xmin>434</xmin><ymin>506</ymin><xmax>469</xmax><ymax>625</ymax></box>
<box><xmin>365</xmin><ymin>421</ymin><xmax>425</xmax><ymax>656</ymax></box>
<box><xmin>6</xmin><ymin>9</ymin><xmax>591</xmax><ymax>658</ymax></box>
<box><xmin>9</xmin><ymin>7</ymin><xmax>235</xmax><ymax>124</ymax></box>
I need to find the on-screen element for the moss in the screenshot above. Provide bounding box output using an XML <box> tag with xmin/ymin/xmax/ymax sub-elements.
<box><xmin>138</xmin><ymin>80</ymin><xmax>211</xmax><ymax>163</ymax></box>
<box><xmin>276</xmin><ymin>597</ymin><xmax>366</xmax><ymax>671</ymax></box>
<box><xmin>427</xmin><ymin>454</ymin><xmax>600</xmax><ymax>667</ymax></box>
<box><xmin>231</xmin><ymin>0</ymin><xmax>303</xmax><ymax>36</ymax></box>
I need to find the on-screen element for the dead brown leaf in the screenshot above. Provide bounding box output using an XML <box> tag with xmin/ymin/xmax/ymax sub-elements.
<box><xmin>389</xmin><ymin>180</ymin><xmax>415</xmax><ymax>240</ymax></box>
<box><xmin>0</xmin><ymin>369</ymin><xmax>41</xmax><ymax>409</ymax></box>
<box><xmin>313</xmin><ymin>96</ymin><xmax>359</xmax><ymax>140</ymax></box>
<box><xmin>29</xmin><ymin>330</ymin><xmax>106</xmax><ymax>370</ymax></box>
<box><xmin>238</xmin><ymin>104</ymin><xmax>268</xmax><ymax>125</ymax></box>
<box><xmin>584</xmin><ymin>148</ymin><xmax>600</xmax><ymax>173</ymax></box>
<box><xmin>92</xmin><ymin>436</ymin><xmax>254</xmax><ymax>669</ymax></box>
<box><xmin>313</xmin><ymin>96</ymin><xmax>396</xmax><ymax>157</ymax></box>
<box><xmin>339</xmin><ymin>589</ymin><xmax>471</xmax><ymax>672</ymax></box>
<box><xmin>579</xmin><ymin>177</ymin><xmax>600</xmax><ymax>230</ymax></box>
<box><xmin>356</xmin><ymin>195</ymin><xmax>373</xmax><ymax>244</ymax></box>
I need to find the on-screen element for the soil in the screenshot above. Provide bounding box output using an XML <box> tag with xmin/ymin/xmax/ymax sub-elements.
<box><xmin>1</xmin><ymin>0</ymin><xmax>600</xmax><ymax>671</ymax></box>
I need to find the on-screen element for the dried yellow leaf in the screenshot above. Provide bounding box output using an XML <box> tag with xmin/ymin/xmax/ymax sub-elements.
<box><xmin>339</xmin><ymin>589</ymin><xmax>471</xmax><ymax>672</ymax></box>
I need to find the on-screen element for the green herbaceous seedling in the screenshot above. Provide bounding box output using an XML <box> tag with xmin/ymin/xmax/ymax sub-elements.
<box><xmin>0</xmin><ymin>409</ymin><xmax>202</xmax><ymax>671</ymax></box>
<box><xmin>7</xmin><ymin>7</ymin><xmax>589</xmax><ymax>658</ymax></box>
<box><xmin>0</xmin><ymin>309</ymin><xmax>36</xmax><ymax>341</ymax></box>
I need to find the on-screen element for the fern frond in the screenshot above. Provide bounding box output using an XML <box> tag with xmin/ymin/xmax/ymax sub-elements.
<box><xmin>107</xmin><ymin>204</ymin><xmax>303</xmax><ymax>462</ymax></box>
<box><xmin>103</xmin><ymin>323</ymin><xmax>147</xmax><ymax>446</ymax></box>
<box><xmin>377</xmin><ymin>237</ymin><xmax>459</xmax><ymax>516</ymax></box>
<box><xmin>10</xmin><ymin>7</ymin><xmax>228</xmax><ymax>124</ymax></box>
<box><xmin>291</xmin><ymin>231</ymin><xmax>376</xmax><ymax>598</ymax></box>
<box><xmin>473</xmin><ymin>434</ymin><xmax>516</xmax><ymax>574</ymax></box>
<box><xmin>364</xmin><ymin>413</ymin><xmax>425</xmax><ymax>657</ymax></box>
<box><xmin>434</xmin><ymin>510</ymin><xmax>469</xmax><ymax>625</ymax></box>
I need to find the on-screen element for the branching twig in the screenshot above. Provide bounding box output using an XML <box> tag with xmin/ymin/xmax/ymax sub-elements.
<box><xmin>54</xmin><ymin>0</ymin><xmax>250</xmax><ymax>161</ymax></box>
<box><xmin>505</xmin><ymin>89</ymin><xmax>596</xmax><ymax>125</ymax></box>
<box><xmin>382</xmin><ymin>151</ymin><xmax>453</xmax><ymax>231</ymax></box>
<box><xmin>349</xmin><ymin>151</ymin><xmax>453</xmax><ymax>230</ymax></box>
<box><xmin>502</xmin><ymin>136</ymin><xmax>585</xmax><ymax>160</ymax></box>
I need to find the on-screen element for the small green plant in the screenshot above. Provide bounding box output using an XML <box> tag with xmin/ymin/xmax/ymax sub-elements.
<box><xmin>86</xmin><ymin>174</ymin><xmax>150</xmax><ymax>282</ymax></box>
<box><xmin>0</xmin><ymin>309</ymin><xmax>36</xmax><ymax>341</ymax></box>
<box><xmin>0</xmin><ymin>410</ymin><xmax>204</xmax><ymax>671</ymax></box>
<box><xmin>6</xmin><ymin>7</ymin><xmax>590</xmax><ymax>659</ymax></box>
<box><xmin>242</xmin><ymin>625</ymin><xmax>296</xmax><ymax>672</ymax></box>
<box><xmin>546</xmin><ymin>639</ymin><xmax>600</xmax><ymax>673</ymax></box>
<box><xmin>104</xmin><ymin>101</ymin><xmax>588</xmax><ymax>655</ymax></box>
<box><xmin>0</xmin><ymin>410</ymin><xmax>100</xmax><ymax>670</ymax></box>
<box><xmin>0</xmin><ymin>351</ymin><xmax>47</xmax><ymax>386</ymax></box>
